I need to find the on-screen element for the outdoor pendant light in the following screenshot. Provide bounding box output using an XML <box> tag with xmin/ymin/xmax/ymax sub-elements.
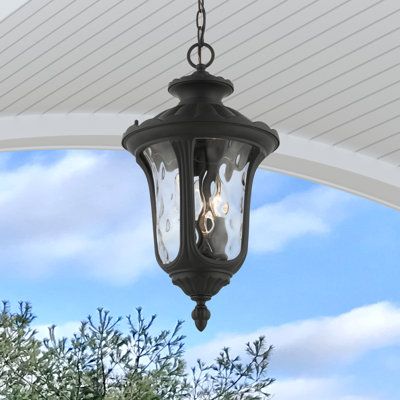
<box><xmin>122</xmin><ymin>0</ymin><xmax>279</xmax><ymax>331</ymax></box>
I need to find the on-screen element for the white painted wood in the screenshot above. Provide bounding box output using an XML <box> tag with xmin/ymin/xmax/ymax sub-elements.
<box><xmin>0</xmin><ymin>0</ymin><xmax>399</xmax><ymax>210</ymax></box>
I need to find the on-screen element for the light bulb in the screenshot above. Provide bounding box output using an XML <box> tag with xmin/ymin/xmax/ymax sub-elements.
<box><xmin>210</xmin><ymin>193</ymin><xmax>229</xmax><ymax>217</ymax></box>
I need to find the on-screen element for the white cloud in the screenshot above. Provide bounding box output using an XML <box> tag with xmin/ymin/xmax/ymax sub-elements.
<box><xmin>187</xmin><ymin>303</ymin><xmax>395</xmax><ymax>400</ymax></box>
<box><xmin>0</xmin><ymin>150</ymin><xmax>156</xmax><ymax>284</ymax></box>
<box><xmin>34</xmin><ymin>320</ymin><xmax>81</xmax><ymax>341</ymax></box>
<box><xmin>187</xmin><ymin>302</ymin><xmax>400</xmax><ymax>373</ymax></box>
<box><xmin>273</xmin><ymin>377</ymin><xmax>378</xmax><ymax>400</ymax></box>
<box><xmin>250</xmin><ymin>186</ymin><xmax>351</xmax><ymax>253</ymax></box>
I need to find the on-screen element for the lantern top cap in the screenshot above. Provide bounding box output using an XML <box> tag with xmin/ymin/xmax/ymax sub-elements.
<box><xmin>122</xmin><ymin>70</ymin><xmax>279</xmax><ymax>153</ymax></box>
<box><xmin>168</xmin><ymin>70</ymin><xmax>234</xmax><ymax>104</ymax></box>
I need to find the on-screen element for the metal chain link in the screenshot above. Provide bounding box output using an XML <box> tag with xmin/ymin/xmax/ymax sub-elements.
<box><xmin>187</xmin><ymin>0</ymin><xmax>214</xmax><ymax>70</ymax></box>
<box><xmin>196</xmin><ymin>0</ymin><xmax>206</xmax><ymax>65</ymax></box>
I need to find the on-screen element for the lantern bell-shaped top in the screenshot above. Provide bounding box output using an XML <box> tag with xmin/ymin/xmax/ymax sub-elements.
<box><xmin>122</xmin><ymin>70</ymin><xmax>279</xmax><ymax>331</ymax></box>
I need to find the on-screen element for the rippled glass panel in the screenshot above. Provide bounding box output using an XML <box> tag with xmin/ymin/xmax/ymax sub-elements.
<box><xmin>193</xmin><ymin>139</ymin><xmax>253</xmax><ymax>260</ymax></box>
<box><xmin>143</xmin><ymin>142</ymin><xmax>180</xmax><ymax>265</ymax></box>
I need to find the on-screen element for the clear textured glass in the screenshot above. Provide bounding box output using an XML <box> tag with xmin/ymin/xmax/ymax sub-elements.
<box><xmin>143</xmin><ymin>142</ymin><xmax>180</xmax><ymax>265</ymax></box>
<box><xmin>193</xmin><ymin>138</ymin><xmax>253</xmax><ymax>261</ymax></box>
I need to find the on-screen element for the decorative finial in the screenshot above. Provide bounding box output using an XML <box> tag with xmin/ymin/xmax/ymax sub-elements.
<box><xmin>192</xmin><ymin>300</ymin><xmax>211</xmax><ymax>331</ymax></box>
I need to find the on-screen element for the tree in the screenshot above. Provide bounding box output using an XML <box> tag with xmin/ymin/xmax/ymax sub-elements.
<box><xmin>0</xmin><ymin>302</ymin><xmax>274</xmax><ymax>399</ymax></box>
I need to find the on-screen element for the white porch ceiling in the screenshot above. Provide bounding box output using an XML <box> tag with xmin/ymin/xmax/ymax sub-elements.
<box><xmin>0</xmin><ymin>0</ymin><xmax>399</xmax><ymax>209</ymax></box>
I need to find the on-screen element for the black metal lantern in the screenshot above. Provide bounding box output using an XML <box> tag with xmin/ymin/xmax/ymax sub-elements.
<box><xmin>122</xmin><ymin>1</ymin><xmax>279</xmax><ymax>331</ymax></box>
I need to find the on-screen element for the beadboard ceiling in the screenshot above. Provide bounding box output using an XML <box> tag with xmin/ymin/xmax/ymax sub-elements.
<box><xmin>0</xmin><ymin>0</ymin><xmax>399</xmax><ymax>208</ymax></box>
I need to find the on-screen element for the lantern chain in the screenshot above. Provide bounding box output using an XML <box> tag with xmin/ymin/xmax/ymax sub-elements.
<box><xmin>196</xmin><ymin>0</ymin><xmax>206</xmax><ymax>65</ymax></box>
<box><xmin>187</xmin><ymin>0</ymin><xmax>215</xmax><ymax>70</ymax></box>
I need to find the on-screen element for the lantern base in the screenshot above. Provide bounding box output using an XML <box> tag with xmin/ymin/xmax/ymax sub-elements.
<box><xmin>169</xmin><ymin>269</ymin><xmax>231</xmax><ymax>298</ymax></box>
<box><xmin>169</xmin><ymin>268</ymin><xmax>230</xmax><ymax>330</ymax></box>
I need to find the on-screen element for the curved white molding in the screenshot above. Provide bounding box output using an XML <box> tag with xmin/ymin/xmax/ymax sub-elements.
<box><xmin>0</xmin><ymin>114</ymin><xmax>135</xmax><ymax>150</ymax></box>
<box><xmin>265</xmin><ymin>133</ymin><xmax>400</xmax><ymax>211</ymax></box>
<box><xmin>0</xmin><ymin>114</ymin><xmax>399</xmax><ymax>210</ymax></box>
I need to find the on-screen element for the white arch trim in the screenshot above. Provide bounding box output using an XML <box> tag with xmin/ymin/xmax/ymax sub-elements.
<box><xmin>0</xmin><ymin>114</ymin><xmax>399</xmax><ymax>210</ymax></box>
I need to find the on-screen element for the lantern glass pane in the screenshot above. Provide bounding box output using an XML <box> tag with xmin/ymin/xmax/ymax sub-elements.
<box><xmin>143</xmin><ymin>142</ymin><xmax>180</xmax><ymax>265</ymax></box>
<box><xmin>193</xmin><ymin>138</ymin><xmax>253</xmax><ymax>261</ymax></box>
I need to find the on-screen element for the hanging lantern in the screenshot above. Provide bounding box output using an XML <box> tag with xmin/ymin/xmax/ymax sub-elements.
<box><xmin>122</xmin><ymin>0</ymin><xmax>279</xmax><ymax>331</ymax></box>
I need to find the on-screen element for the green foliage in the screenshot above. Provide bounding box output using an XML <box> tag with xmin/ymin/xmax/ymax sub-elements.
<box><xmin>0</xmin><ymin>302</ymin><xmax>274</xmax><ymax>399</ymax></box>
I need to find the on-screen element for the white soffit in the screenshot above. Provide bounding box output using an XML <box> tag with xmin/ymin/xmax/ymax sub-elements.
<box><xmin>0</xmin><ymin>1</ymin><xmax>28</xmax><ymax>22</ymax></box>
<box><xmin>0</xmin><ymin>0</ymin><xmax>399</xmax><ymax>209</ymax></box>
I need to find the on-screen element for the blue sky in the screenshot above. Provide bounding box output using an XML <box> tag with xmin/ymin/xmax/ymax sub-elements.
<box><xmin>0</xmin><ymin>148</ymin><xmax>400</xmax><ymax>399</ymax></box>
